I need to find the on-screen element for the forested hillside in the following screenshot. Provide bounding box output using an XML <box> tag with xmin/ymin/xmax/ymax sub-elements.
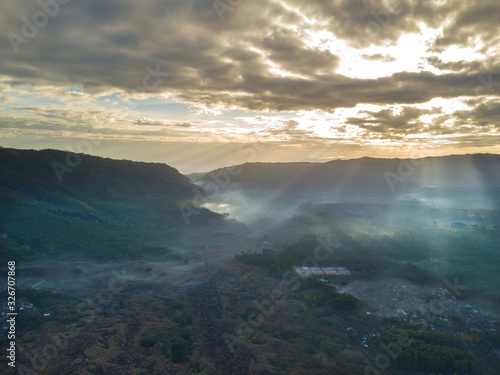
<box><xmin>0</xmin><ymin>148</ymin><xmax>222</xmax><ymax>260</ymax></box>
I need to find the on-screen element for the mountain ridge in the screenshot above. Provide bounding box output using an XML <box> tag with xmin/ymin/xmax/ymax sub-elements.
<box><xmin>0</xmin><ymin>147</ymin><xmax>222</xmax><ymax>260</ymax></box>
<box><xmin>192</xmin><ymin>153</ymin><xmax>500</xmax><ymax>209</ymax></box>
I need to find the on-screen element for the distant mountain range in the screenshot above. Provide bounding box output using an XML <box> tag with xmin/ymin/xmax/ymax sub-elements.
<box><xmin>192</xmin><ymin>154</ymin><xmax>500</xmax><ymax>206</ymax></box>
<box><xmin>2</xmin><ymin>148</ymin><xmax>500</xmax><ymax>260</ymax></box>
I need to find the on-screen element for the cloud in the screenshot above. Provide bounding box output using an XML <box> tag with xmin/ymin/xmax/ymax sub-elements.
<box><xmin>433</xmin><ymin>1</ymin><xmax>500</xmax><ymax>51</ymax></box>
<box><xmin>134</xmin><ymin>118</ymin><xmax>200</xmax><ymax>128</ymax></box>
<box><xmin>425</xmin><ymin>57</ymin><xmax>482</xmax><ymax>73</ymax></box>
<box><xmin>362</xmin><ymin>53</ymin><xmax>396</xmax><ymax>62</ymax></box>
<box><xmin>453</xmin><ymin>99</ymin><xmax>500</xmax><ymax>128</ymax></box>
<box><xmin>266</xmin><ymin>120</ymin><xmax>313</xmax><ymax>138</ymax></box>
<box><xmin>0</xmin><ymin>0</ymin><xmax>499</xmax><ymax>164</ymax></box>
<box><xmin>346</xmin><ymin>106</ymin><xmax>439</xmax><ymax>134</ymax></box>
<box><xmin>0</xmin><ymin>0</ymin><xmax>497</xmax><ymax>114</ymax></box>
<box><xmin>257</xmin><ymin>28</ymin><xmax>340</xmax><ymax>76</ymax></box>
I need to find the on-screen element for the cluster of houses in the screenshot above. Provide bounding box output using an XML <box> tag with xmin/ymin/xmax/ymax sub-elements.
<box><xmin>1</xmin><ymin>301</ymin><xmax>51</xmax><ymax>330</ymax></box>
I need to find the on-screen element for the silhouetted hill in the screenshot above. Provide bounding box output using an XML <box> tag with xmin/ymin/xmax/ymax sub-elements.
<box><xmin>196</xmin><ymin>154</ymin><xmax>500</xmax><ymax>205</ymax></box>
<box><xmin>0</xmin><ymin>148</ymin><xmax>194</xmax><ymax>201</ymax></box>
<box><xmin>0</xmin><ymin>148</ymin><xmax>222</xmax><ymax>259</ymax></box>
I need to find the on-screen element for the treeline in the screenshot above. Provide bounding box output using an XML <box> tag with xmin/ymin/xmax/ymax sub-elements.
<box><xmin>1</xmin><ymin>224</ymin><xmax>179</xmax><ymax>260</ymax></box>
<box><xmin>297</xmin><ymin>278</ymin><xmax>359</xmax><ymax>310</ymax></box>
<box><xmin>379</xmin><ymin>329</ymin><xmax>477</xmax><ymax>375</ymax></box>
<box><xmin>235</xmin><ymin>248</ymin><xmax>296</xmax><ymax>278</ymax></box>
<box><xmin>235</xmin><ymin>234</ymin><xmax>356</xmax><ymax>278</ymax></box>
<box><xmin>0</xmin><ymin>199</ymin><xmax>183</xmax><ymax>260</ymax></box>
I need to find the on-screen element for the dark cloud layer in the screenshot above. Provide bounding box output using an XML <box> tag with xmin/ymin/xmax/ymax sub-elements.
<box><xmin>347</xmin><ymin>106</ymin><xmax>438</xmax><ymax>133</ymax></box>
<box><xmin>1</xmin><ymin>0</ymin><xmax>499</xmax><ymax>159</ymax></box>
<box><xmin>0</xmin><ymin>0</ymin><xmax>498</xmax><ymax>114</ymax></box>
<box><xmin>362</xmin><ymin>54</ymin><xmax>396</xmax><ymax>62</ymax></box>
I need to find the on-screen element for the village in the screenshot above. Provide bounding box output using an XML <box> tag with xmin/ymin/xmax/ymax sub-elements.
<box><xmin>1</xmin><ymin>300</ymin><xmax>50</xmax><ymax>331</ymax></box>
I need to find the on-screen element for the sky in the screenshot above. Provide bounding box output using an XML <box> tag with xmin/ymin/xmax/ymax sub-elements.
<box><xmin>0</xmin><ymin>0</ymin><xmax>499</xmax><ymax>173</ymax></box>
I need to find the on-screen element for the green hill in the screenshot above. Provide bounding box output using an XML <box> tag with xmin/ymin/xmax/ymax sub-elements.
<box><xmin>0</xmin><ymin>148</ymin><xmax>222</xmax><ymax>260</ymax></box>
